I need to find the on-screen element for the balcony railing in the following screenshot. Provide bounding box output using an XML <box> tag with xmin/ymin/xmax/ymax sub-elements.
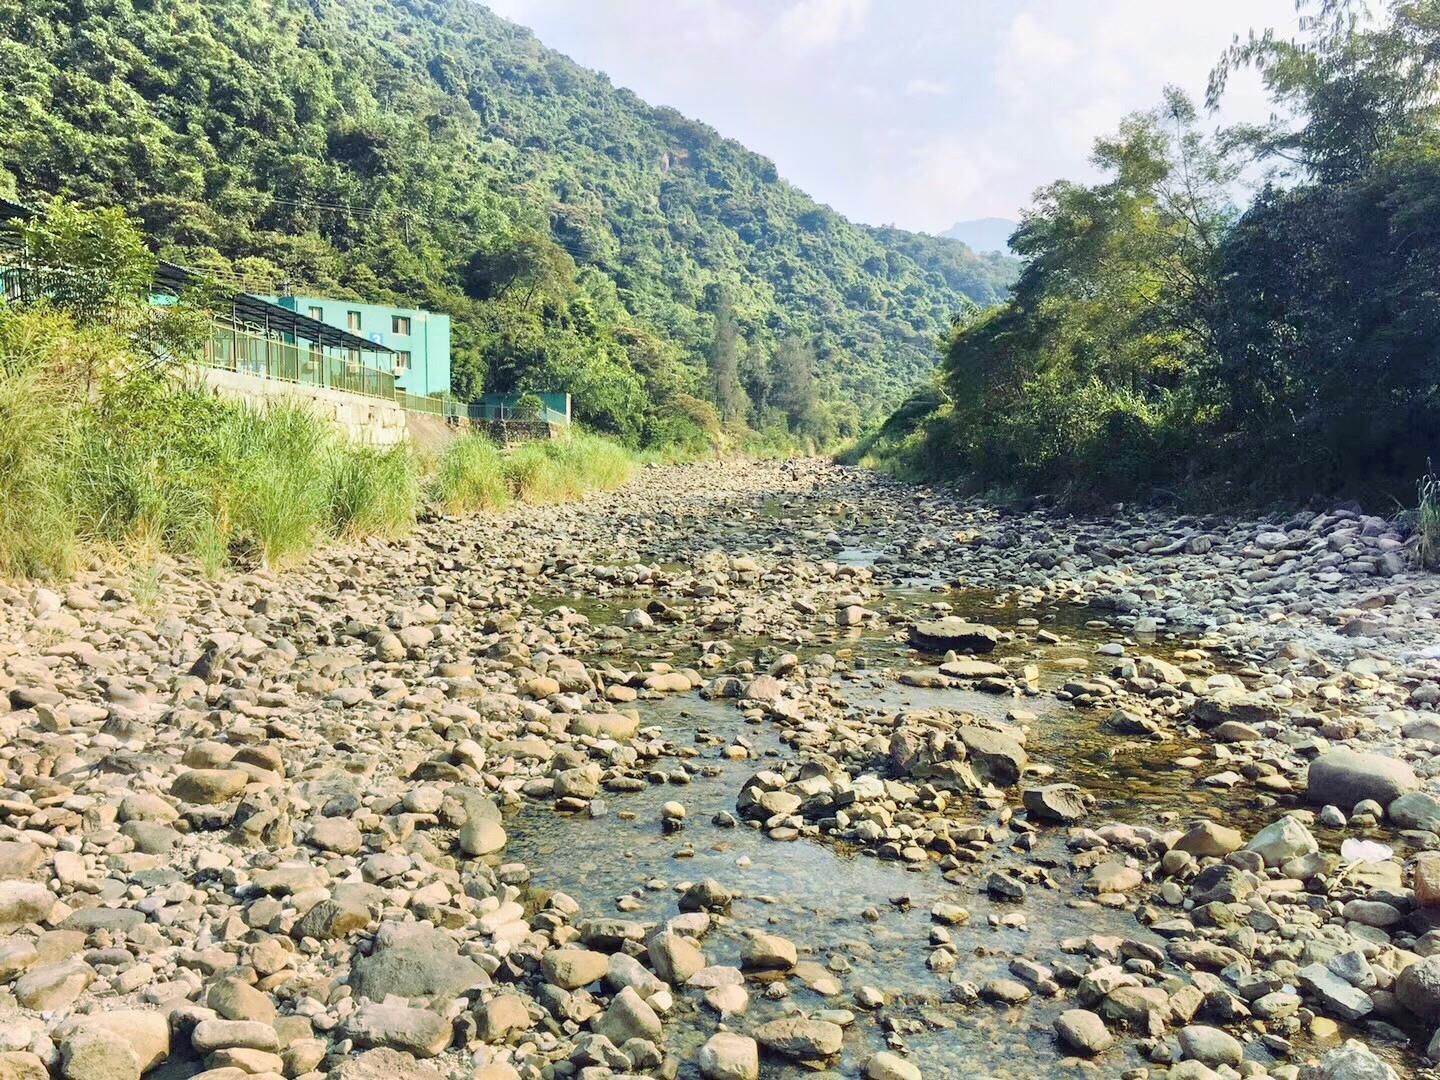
<box><xmin>203</xmin><ymin>324</ymin><xmax>397</xmax><ymax>400</ymax></box>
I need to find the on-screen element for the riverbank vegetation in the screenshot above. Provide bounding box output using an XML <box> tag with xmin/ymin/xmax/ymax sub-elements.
<box><xmin>0</xmin><ymin>228</ymin><xmax>637</xmax><ymax>582</ymax></box>
<box><xmin>853</xmin><ymin>0</ymin><xmax>1439</xmax><ymax>509</ymax></box>
<box><xmin>0</xmin><ymin>300</ymin><xmax>638</xmax><ymax>579</ymax></box>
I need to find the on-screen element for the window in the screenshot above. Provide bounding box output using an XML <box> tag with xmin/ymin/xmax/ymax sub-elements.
<box><xmin>391</xmin><ymin>315</ymin><xmax>411</xmax><ymax>335</ymax></box>
<box><xmin>394</xmin><ymin>350</ymin><xmax>411</xmax><ymax>374</ymax></box>
<box><xmin>307</xmin><ymin>305</ymin><xmax>323</xmax><ymax>321</ymax></box>
<box><xmin>346</xmin><ymin>310</ymin><xmax>362</xmax><ymax>331</ymax></box>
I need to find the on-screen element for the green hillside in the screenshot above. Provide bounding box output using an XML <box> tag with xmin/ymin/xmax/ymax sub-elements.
<box><xmin>0</xmin><ymin>0</ymin><xmax>1016</xmax><ymax>445</ymax></box>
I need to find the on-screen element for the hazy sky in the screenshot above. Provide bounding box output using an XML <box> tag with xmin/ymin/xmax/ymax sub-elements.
<box><xmin>479</xmin><ymin>0</ymin><xmax>1304</xmax><ymax>233</ymax></box>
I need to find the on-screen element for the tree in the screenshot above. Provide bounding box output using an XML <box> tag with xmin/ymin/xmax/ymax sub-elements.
<box><xmin>771</xmin><ymin>337</ymin><xmax>821</xmax><ymax>437</ymax></box>
<box><xmin>17</xmin><ymin>198</ymin><xmax>155</xmax><ymax>324</ymax></box>
<box><xmin>463</xmin><ymin>229</ymin><xmax>575</xmax><ymax>309</ymax></box>
<box><xmin>1208</xmin><ymin>0</ymin><xmax>1440</xmax><ymax>182</ymax></box>
<box><xmin>708</xmin><ymin>289</ymin><xmax>748</xmax><ymax>424</ymax></box>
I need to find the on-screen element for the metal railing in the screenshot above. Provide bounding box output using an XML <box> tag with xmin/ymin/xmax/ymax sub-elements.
<box><xmin>202</xmin><ymin>324</ymin><xmax>397</xmax><ymax>400</ymax></box>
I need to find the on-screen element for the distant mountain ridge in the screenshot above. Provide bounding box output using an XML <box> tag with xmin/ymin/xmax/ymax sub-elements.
<box><xmin>941</xmin><ymin>217</ymin><xmax>1020</xmax><ymax>255</ymax></box>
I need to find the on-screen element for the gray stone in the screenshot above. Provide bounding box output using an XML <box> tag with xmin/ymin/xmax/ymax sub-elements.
<box><xmin>1177</xmin><ymin>1025</ymin><xmax>1242</xmax><ymax>1067</ymax></box>
<box><xmin>1054</xmin><ymin>1009</ymin><xmax>1113</xmax><ymax>1055</ymax></box>
<box><xmin>350</xmin><ymin>922</ymin><xmax>486</xmax><ymax>1001</ymax></box>
<box><xmin>1306</xmin><ymin>751</ymin><xmax>1418</xmax><ymax>809</ymax></box>
<box><xmin>1244</xmin><ymin>816</ymin><xmax>1318</xmax><ymax>867</ymax></box>
<box><xmin>1396</xmin><ymin>954</ymin><xmax>1440</xmax><ymax>1021</ymax></box>
<box><xmin>909</xmin><ymin>618</ymin><xmax>1000</xmax><ymax>654</ymax></box>
<box><xmin>345</xmin><ymin>1003</ymin><xmax>451</xmax><ymax>1058</ymax></box>
<box><xmin>697</xmin><ymin>1032</ymin><xmax>758</xmax><ymax>1080</ymax></box>
<box><xmin>753</xmin><ymin>1017</ymin><xmax>843</xmax><ymax>1060</ymax></box>
<box><xmin>1298</xmin><ymin>962</ymin><xmax>1374</xmax><ymax>1022</ymax></box>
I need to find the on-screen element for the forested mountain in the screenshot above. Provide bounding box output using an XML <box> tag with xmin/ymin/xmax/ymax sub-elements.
<box><xmin>0</xmin><ymin>0</ymin><xmax>1016</xmax><ymax>446</ymax></box>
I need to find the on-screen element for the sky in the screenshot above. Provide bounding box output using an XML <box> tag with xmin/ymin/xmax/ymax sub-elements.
<box><xmin>479</xmin><ymin>0</ymin><xmax>1305</xmax><ymax>234</ymax></box>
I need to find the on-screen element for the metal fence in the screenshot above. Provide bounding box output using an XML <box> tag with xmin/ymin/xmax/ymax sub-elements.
<box><xmin>203</xmin><ymin>324</ymin><xmax>398</xmax><ymax>401</ymax></box>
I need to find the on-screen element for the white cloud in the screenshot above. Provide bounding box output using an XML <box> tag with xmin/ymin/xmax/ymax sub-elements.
<box><xmin>773</xmin><ymin>0</ymin><xmax>871</xmax><ymax>52</ymax></box>
<box><xmin>902</xmin><ymin>77</ymin><xmax>953</xmax><ymax>98</ymax></box>
<box><xmin>1004</xmin><ymin>11</ymin><xmax>1077</xmax><ymax>69</ymax></box>
<box><xmin>888</xmin><ymin>137</ymin><xmax>1018</xmax><ymax>229</ymax></box>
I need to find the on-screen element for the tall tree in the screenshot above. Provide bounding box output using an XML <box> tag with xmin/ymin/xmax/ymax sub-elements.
<box><xmin>708</xmin><ymin>290</ymin><xmax>748</xmax><ymax>424</ymax></box>
<box><xmin>771</xmin><ymin>337</ymin><xmax>820</xmax><ymax>436</ymax></box>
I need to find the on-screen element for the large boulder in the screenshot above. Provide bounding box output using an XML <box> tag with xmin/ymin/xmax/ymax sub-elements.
<box><xmin>697</xmin><ymin>1033</ymin><xmax>758</xmax><ymax>1080</ymax></box>
<box><xmin>1396</xmin><ymin>955</ymin><xmax>1440</xmax><ymax>1021</ymax></box>
<box><xmin>909</xmin><ymin>618</ymin><xmax>1000</xmax><ymax>654</ymax></box>
<box><xmin>345</xmin><ymin>1003</ymin><xmax>452</xmax><ymax>1058</ymax></box>
<box><xmin>350</xmin><ymin>922</ymin><xmax>487</xmax><ymax>1001</ymax></box>
<box><xmin>1306</xmin><ymin>751</ymin><xmax>1418</xmax><ymax>809</ymax></box>
<box><xmin>1304</xmin><ymin>1040</ymin><xmax>1399</xmax><ymax>1080</ymax></box>
<box><xmin>1387</xmin><ymin>791</ymin><xmax>1440</xmax><ymax>833</ymax></box>
<box><xmin>0</xmin><ymin>882</ymin><xmax>54</xmax><ymax>934</ymax></box>
<box><xmin>958</xmin><ymin>728</ymin><xmax>1027</xmax><ymax>787</ymax></box>
<box><xmin>1023</xmin><ymin>784</ymin><xmax>1090</xmax><ymax>824</ymax></box>
<box><xmin>752</xmin><ymin>1017</ymin><xmax>843</xmax><ymax>1061</ymax></box>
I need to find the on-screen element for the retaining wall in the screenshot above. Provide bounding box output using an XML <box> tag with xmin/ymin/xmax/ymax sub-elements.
<box><xmin>199</xmin><ymin>368</ymin><xmax>409</xmax><ymax>445</ymax></box>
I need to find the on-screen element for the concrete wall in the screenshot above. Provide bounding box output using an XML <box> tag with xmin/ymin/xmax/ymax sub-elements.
<box><xmin>201</xmin><ymin>368</ymin><xmax>409</xmax><ymax>446</ymax></box>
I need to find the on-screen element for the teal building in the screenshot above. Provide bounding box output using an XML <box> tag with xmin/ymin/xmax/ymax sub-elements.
<box><xmin>266</xmin><ymin>295</ymin><xmax>451</xmax><ymax>399</ymax></box>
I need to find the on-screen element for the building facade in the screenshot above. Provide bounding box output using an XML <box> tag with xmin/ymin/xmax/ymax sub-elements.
<box><xmin>268</xmin><ymin>295</ymin><xmax>452</xmax><ymax>399</ymax></box>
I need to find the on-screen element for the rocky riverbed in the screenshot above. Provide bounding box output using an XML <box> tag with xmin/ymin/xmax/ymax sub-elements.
<box><xmin>1</xmin><ymin>457</ymin><xmax>1438</xmax><ymax>1080</ymax></box>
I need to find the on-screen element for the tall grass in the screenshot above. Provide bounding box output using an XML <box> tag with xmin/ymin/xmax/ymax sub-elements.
<box><xmin>508</xmin><ymin>433</ymin><xmax>634</xmax><ymax>504</ymax></box>
<box><xmin>0</xmin><ymin>305</ymin><xmax>638</xmax><ymax>581</ymax></box>
<box><xmin>330</xmin><ymin>443</ymin><xmax>420</xmax><ymax>538</ymax></box>
<box><xmin>433</xmin><ymin>435</ymin><xmax>511</xmax><ymax>514</ymax></box>
<box><xmin>435</xmin><ymin>431</ymin><xmax>635</xmax><ymax>510</ymax></box>
<box><xmin>1418</xmin><ymin>470</ymin><xmax>1440</xmax><ymax>570</ymax></box>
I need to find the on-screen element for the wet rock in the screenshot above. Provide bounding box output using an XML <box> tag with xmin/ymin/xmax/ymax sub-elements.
<box><xmin>865</xmin><ymin>1050</ymin><xmax>922</xmax><ymax>1080</ymax></box>
<box><xmin>752</xmin><ymin>1017</ymin><xmax>843</xmax><ymax>1060</ymax></box>
<box><xmin>648</xmin><ymin>930</ymin><xmax>705</xmax><ymax>985</ymax></box>
<box><xmin>1055</xmin><ymin>1009</ymin><xmax>1113</xmax><ymax>1055</ymax></box>
<box><xmin>1023</xmin><ymin>784</ymin><xmax>1090</xmax><ymax>823</ymax></box>
<box><xmin>958</xmin><ymin>728</ymin><xmax>1027</xmax><ymax>787</ymax></box>
<box><xmin>698</xmin><ymin>1032</ymin><xmax>759</xmax><ymax>1080</ymax></box>
<box><xmin>909</xmin><ymin>618</ymin><xmax>1000</xmax><ymax>654</ymax></box>
<box><xmin>741</xmin><ymin>933</ymin><xmax>796</xmax><ymax>971</ymax></box>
